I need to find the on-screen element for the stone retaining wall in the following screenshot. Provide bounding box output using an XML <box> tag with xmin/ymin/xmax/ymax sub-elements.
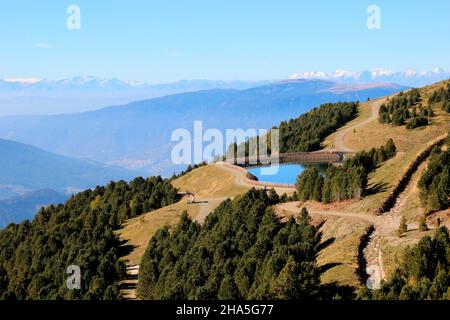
<box><xmin>377</xmin><ymin>136</ymin><xmax>447</xmax><ymax>214</ymax></box>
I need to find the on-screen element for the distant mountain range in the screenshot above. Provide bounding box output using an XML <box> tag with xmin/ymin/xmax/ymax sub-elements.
<box><xmin>289</xmin><ymin>68</ymin><xmax>450</xmax><ymax>88</ymax></box>
<box><xmin>0</xmin><ymin>138</ymin><xmax>142</xmax><ymax>193</ymax></box>
<box><xmin>0</xmin><ymin>77</ymin><xmax>269</xmax><ymax>116</ymax></box>
<box><xmin>0</xmin><ymin>69</ymin><xmax>446</xmax><ymax>116</ymax></box>
<box><xmin>0</xmin><ymin>79</ymin><xmax>408</xmax><ymax>176</ymax></box>
<box><xmin>0</xmin><ymin>189</ymin><xmax>68</xmax><ymax>228</ymax></box>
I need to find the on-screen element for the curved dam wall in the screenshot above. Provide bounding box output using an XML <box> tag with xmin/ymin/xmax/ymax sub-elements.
<box><xmin>228</xmin><ymin>151</ymin><xmax>348</xmax><ymax>168</ymax></box>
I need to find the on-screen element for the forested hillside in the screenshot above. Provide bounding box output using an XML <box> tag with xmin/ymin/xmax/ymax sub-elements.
<box><xmin>138</xmin><ymin>189</ymin><xmax>325</xmax><ymax>300</ymax></box>
<box><xmin>379</xmin><ymin>82</ymin><xmax>450</xmax><ymax>129</ymax></box>
<box><xmin>378</xmin><ymin>89</ymin><xmax>432</xmax><ymax>129</ymax></box>
<box><xmin>279</xmin><ymin>102</ymin><xmax>358</xmax><ymax>152</ymax></box>
<box><xmin>428</xmin><ymin>82</ymin><xmax>450</xmax><ymax>113</ymax></box>
<box><xmin>0</xmin><ymin>176</ymin><xmax>178</xmax><ymax>300</ymax></box>
<box><xmin>228</xmin><ymin>101</ymin><xmax>358</xmax><ymax>158</ymax></box>
<box><xmin>358</xmin><ymin>227</ymin><xmax>450</xmax><ymax>300</ymax></box>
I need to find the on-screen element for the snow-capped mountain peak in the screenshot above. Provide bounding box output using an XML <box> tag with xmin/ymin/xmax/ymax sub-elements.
<box><xmin>289</xmin><ymin>68</ymin><xmax>450</xmax><ymax>87</ymax></box>
<box><xmin>332</xmin><ymin>69</ymin><xmax>358</xmax><ymax>79</ymax></box>
<box><xmin>3</xmin><ymin>78</ymin><xmax>43</xmax><ymax>84</ymax></box>
<box><xmin>369</xmin><ymin>68</ymin><xmax>394</xmax><ymax>78</ymax></box>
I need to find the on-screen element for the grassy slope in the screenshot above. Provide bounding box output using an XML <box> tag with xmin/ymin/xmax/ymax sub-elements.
<box><xmin>317</xmin><ymin>218</ymin><xmax>368</xmax><ymax>288</ymax></box>
<box><xmin>171</xmin><ymin>164</ymin><xmax>250</xmax><ymax>198</ymax></box>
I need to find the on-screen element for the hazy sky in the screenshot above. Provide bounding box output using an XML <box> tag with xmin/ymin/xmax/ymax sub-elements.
<box><xmin>0</xmin><ymin>0</ymin><xmax>449</xmax><ymax>82</ymax></box>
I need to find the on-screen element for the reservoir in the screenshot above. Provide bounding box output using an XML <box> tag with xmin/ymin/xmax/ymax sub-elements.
<box><xmin>247</xmin><ymin>163</ymin><xmax>328</xmax><ymax>185</ymax></box>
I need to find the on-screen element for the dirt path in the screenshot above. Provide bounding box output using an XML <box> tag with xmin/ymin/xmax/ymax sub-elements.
<box><xmin>363</xmin><ymin>231</ymin><xmax>383</xmax><ymax>289</ymax></box>
<box><xmin>390</xmin><ymin>160</ymin><xmax>428</xmax><ymax>217</ymax></box>
<box><xmin>193</xmin><ymin>197</ymin><xmax>228</xmax><ymax>223</ymax></box>
<box><xmin>328</xmin><ymin>100</ymin><xmax>382</xmax><ymax>152</ymax></box>
<box><xmin>276</xmin><ymin>201</ymin><xmax>376</xmax><ymax>223</ymax></box>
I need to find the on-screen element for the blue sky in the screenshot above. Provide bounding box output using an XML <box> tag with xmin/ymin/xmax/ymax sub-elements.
<box><xmin>0</xmin><ymin>0</ymin><xmax>449</xmax><ymax>82</ymax></box>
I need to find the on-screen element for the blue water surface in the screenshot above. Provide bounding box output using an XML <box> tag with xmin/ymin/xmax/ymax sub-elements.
<box><xmin>247</xmin><ymin>163</ymin><xmax>327</xmax><ymax>185</ymax></box>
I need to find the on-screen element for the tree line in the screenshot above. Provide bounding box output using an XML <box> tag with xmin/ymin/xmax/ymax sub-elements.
<box><xmin>295</xmin><ymin>139</ymin><xmax>397</xmax><ymax>203</ymax></box>
<box><xmin>0</xmin><ymin>176</ymin><xmax>179</xmax><ymax>300</ymax></box>
<box><xmin>379</xmin><ymin>89</ymin><xmax>433</xmax><ymax>129</ymax></box>
<box><xmin>418</xmin><ymin>136</ymin><xmax>450</xmax><ymax>213</ymax></box>
<box><xmin>137</xmin><ymin>189</ymin><xmax>328</xmax><ymax>300</ymax></box>
<box><xmin>428</xmin><ymin>81</ymin><xmax>450</xmax><ymax>113</ymax></box>
<box><xmin>278</xmin><ymin>102</ymin><xmax>359</xmax><ymax>152</ymax></box>
<box><xmin>227</xmin><ymin>102</ymin><xmax>358</xmax><ymax>160</ymax></box>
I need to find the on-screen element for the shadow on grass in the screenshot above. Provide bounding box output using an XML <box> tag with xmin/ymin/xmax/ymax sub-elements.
<box><xmin>365</xmin><ymin>181</ymin><xmax>390</xmax><ymax>195</ymax></box>
<box><xmin>319</xmin><ymin>282</ymin><xmax>357</xmax><ymax>300</ymax></box>
<box><xmin>117</xmin><ymin>239</ymin><xmax>136</xmax><ymax>259</ymax></box>
<box><xmin>317</xmin><ymin>236</ymin><xmax>336</xmax><ymax>252</ymax></box>
<box><xmin>356</xmin><ymin>225</ymin><xmax>375</xmax><ymax>286</ymax></box>
<box><xmin>318</xmin><ymin>262</ymin><xmax>342</xmax><ymax>274</ymax></box>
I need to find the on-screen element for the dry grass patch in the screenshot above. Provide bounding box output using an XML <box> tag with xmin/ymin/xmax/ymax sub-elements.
<box><xmin>117</xmin><ymin>199</ymin><xmax>202</xmax><ymax>265</ymax></box>
<box><xmin>172</xmin><ymin>164</ymin><xmax>250</xmax><ymax>198</ymax></box>
<box><xmin>317</xmin><ymin>218</ymin><xmax>369</xmax><ymax>288</ymax></box>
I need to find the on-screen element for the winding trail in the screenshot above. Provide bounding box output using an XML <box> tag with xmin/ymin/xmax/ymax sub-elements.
<box><xmin>328</xmin><ymin>99</ymin><xmax>381</xmax><ymax>152</ymax></box>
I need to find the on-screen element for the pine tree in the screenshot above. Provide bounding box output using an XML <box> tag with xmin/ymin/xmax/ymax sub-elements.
<box><xmin>218</xmin><ymin>275</ymin><xmax>240</xmax><ymax>300</ymax></box>
<box><xmin>321</xmin><ymin>180</ymin><xmax>332</xmax><ymax>204</ymax></box>
<box><xmin>392</xmin><ymin>111</ymin><xmax>406</xmax><ymax>126</ymax></box>
<box><xmin>398</xmin><ymin>216</ymin><xmax>408</xmax><ymax>237</ymax></box>
<box><xmin>313</xmin><ymin>176</ymin><xmax>324</xmax><ymax>202</ymax></box>
<box><xmin>379</xmin><ymin>112</ymin><xmax>391</xmax><ymax>124</ymax></box>
<box><xmin>299</xmin><ymin>207</ymin><xmax>311</xmax><ymax>224</ymax></box>
<box><xmin>386</xmin><ymin>138</ymin><xmax>397</xmax><ymax>156</ymax></box>
<box><xmin>271</xmin><ymin>256</ymin><xmax>300</xmax><ymax>299</ymax></box>
<box><xmin>296</xmin><ymin>167</ymin><xmax>319</xmax><ymax>201</ymax></box>
<box><xmin>442</xmin><ymin>101</ymin><xmax>450</xmax><ymax>113</ymax></box>
<box><xmin>427</xmin><ymin>183</ymin><xmax>442</xmax><ymax>212</ymax></box>
<box><xmin>419</xmin><ymin>215</ymin><xmax>428</xmax><ymax>232</ymax></box>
